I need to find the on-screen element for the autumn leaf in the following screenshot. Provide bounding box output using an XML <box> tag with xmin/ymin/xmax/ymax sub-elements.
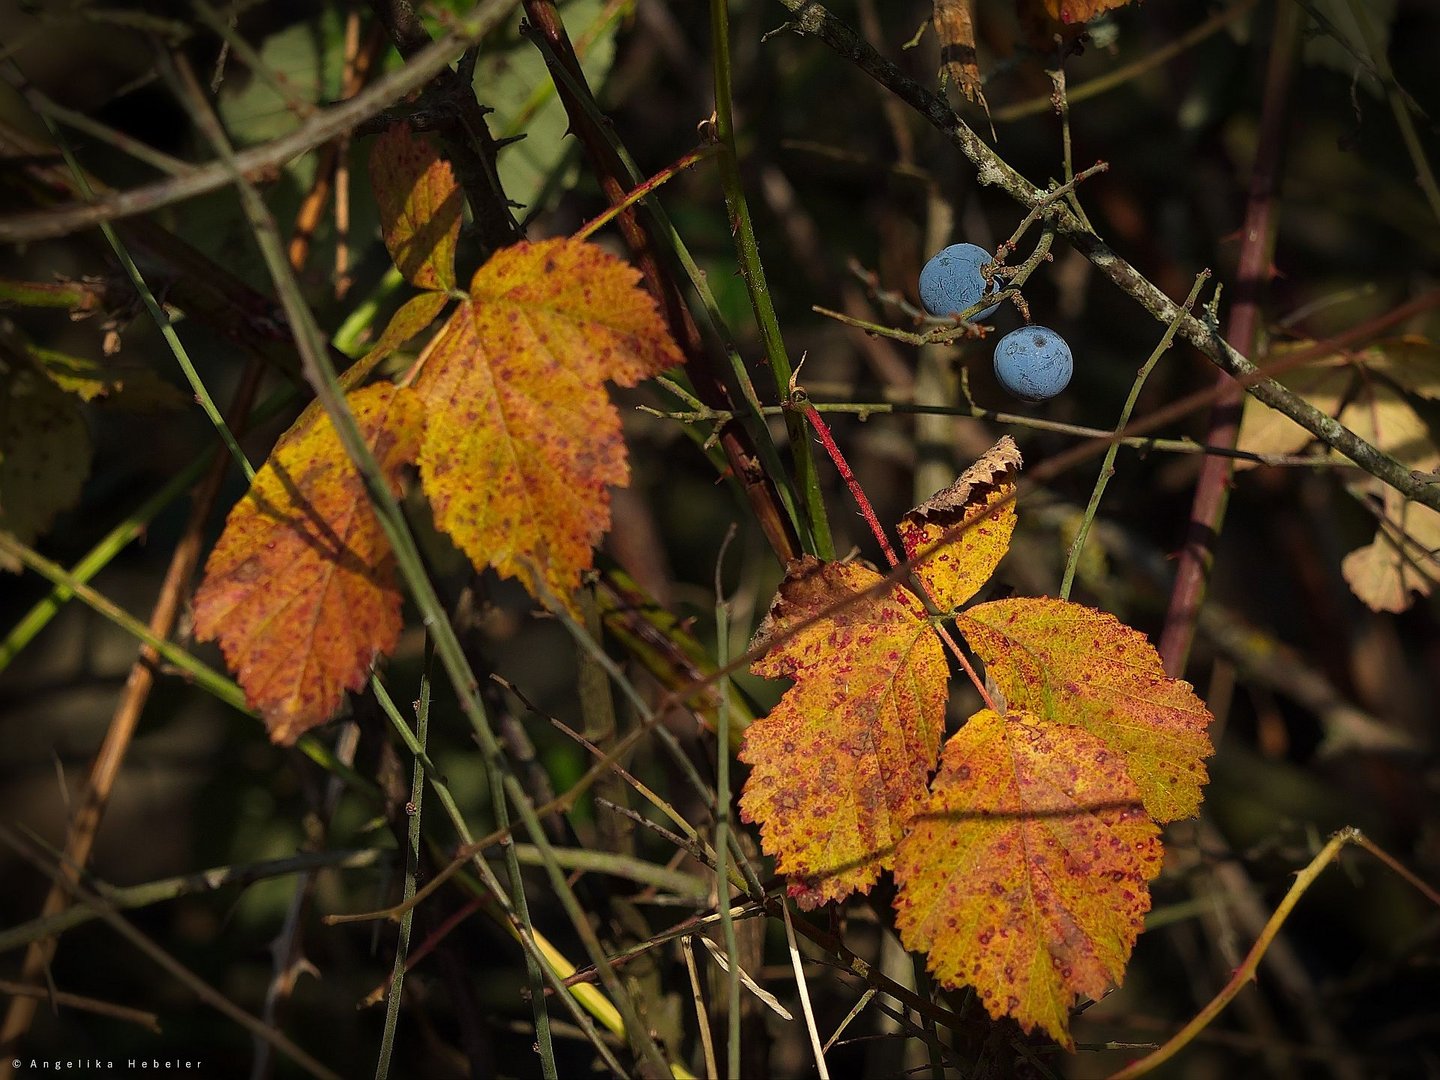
<box><xmin>1237</xmin><ymin>341</ymin><xmax>1440</xmax><ymax>610</ymax></box>
<box><xmin>193</xmin><ymin>382</ymin><xmax>424</xmax><ymax>744</ymax></box>
<box><xmin>899</xmin><ymin>434</ymin><xmax>1021</xmax><ymax>611</ymax></box>
<box><xmin>1043</xmin><ymin>0</ymin><xmax>1134</xmax><ymax>24</ymax></box>
<box><xmin>956</xmin><ymin>598</ymin><xmax>1214</xmax><ymax>823</ymax></box>
<box><xmin>0</xmin><ymin>361</ymin><xmax>90</xmax><ymax>572</ymax></box>
<box><xmin>369</xmin><ymin>123</ymin><xmax>463</xmax><ymax>292</ymax></box>
<box><xmin>893</xmin><ymin>708</ymin><xmax>1162</xmax><ymax>1049</ymax></box>
<box><xmin>1342</xmin><ymin>491</ymin><xmax>1440</xmax><ymax>612</ymax></box>
<box><xmin>738</xmin><ymin>557</ymin><xmax>949</xmax><ymax>908</ymax></box>
<box><xmin>414</xmin><ymin>236</ymin><xmax>683</xmax><ymax>612</ymax></box>
<box><xmin>740</xmin><ymin>438</ymin><xmax>1022</xmax><ymax>907</ymax></box>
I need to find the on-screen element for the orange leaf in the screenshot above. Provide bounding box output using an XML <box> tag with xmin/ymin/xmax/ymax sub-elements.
<box><xmin>957</xmin><ymin>598</ymin><xmax>1213</xmax><ymax>822</ymax></box>
<box><xmin>193</xmin><ymin>383</ymin><xmax>424</xmax><ymax>744</ymax></box>
<box><xmin>739</xmin><ymin>557</ymin><xmax>949</xmax><ymax>909</ymax></box>
<box><xmin>369</xmin><ymin>123</ymin><xmax>462</xmax><ymax>291</ymax></box>
<box><xmin>893</xmin><ymin>708</ymin><xmax>1162</xmax><ymax>1049</ymax></box>
<box><xmin>899</xmin><ymin>435</ymin><xmax>1021</xmax><ymax>611</ymax></box>
<box><xmin>414</xmin><ymin>237</ymin><xmax>682</xmax><ymax>611</ymax></box>
<box><xmin>1043</xmin><ymin>0</ymin><xmax>1134</xmax><ymax>24</ymax></box>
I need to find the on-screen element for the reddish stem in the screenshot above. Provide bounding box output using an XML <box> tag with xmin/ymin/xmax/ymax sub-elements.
<box><xmin>798</xmin><ymin>399</ymin><xmax>999</xmax><ymax>714</ymax></box>
<box><xmin>800</xmin><ymin>401</ymin><xmax>900</xmax><ymax>568</ymax></box>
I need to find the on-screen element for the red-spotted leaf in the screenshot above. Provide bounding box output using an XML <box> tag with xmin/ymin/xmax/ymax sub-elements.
<box><xmin>193</xmin><ymin>382</ymin><xmax>424</xmax><ymax>744</ymax></box>
<box><xmin>956</xmin><ymin>598</ymin><xmax>1214</xmax><ymax>822</ymax></box>
<box><xmin>414</xmin><ymin>236</ymin><xmax>682</xmax><ymax>612</ymax></box>
<box><xmin>739</xmin><ymin>556</ymin><xmax>949</xmax><ymax>908</ymax></box>
<box><xmin>893</xmin><ymin>708</ymin><xmax>1162</xmax><ymax>1048</ymax></box>
<box><xmin>900</xmin><ymin>435</ymin><xmax>1021</xmax><ymax>611</ymax></box>
<box><xmin>369</xmin><ymin>123</ymin><xmax>462</xmax><ymax>291</ymax></box>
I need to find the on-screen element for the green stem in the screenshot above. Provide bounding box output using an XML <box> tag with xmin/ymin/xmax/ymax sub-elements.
<box><xmin>1060</xmin><ymin>272</ymin><xmax>1210</xmax><ymax>599</ymax></box>
<box><xmin>709</xmin><ymin>0</ymin><xmax>833</xmax><ymax>558</ymax></box>
<box><xmin>0</xmin><ymin>534</ymin><xmax>247</xmax><ymax>711</ymax></box>
<box><xmin>19</xmin><ymin>81</ymin><xmax>255</xmax><ymax>482</ymax></box>
<box><xmin>374</xmin><ymin>646</ymin><xmax>431</xmax><ymax>1080</ymax></box>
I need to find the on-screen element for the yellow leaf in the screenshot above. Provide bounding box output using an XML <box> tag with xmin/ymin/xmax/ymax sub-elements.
<box><xmin>957</xmin><ymin>598</ymin><xmax>1214</xmax><ymax>822</ymax></box>
<box><xmin>894</xmin><ymin>709</ymin><xmax>1162</xmax><ymax>1048</ymax></box>
<box><xmin>414</xmin><ymin>237</ymin><xmax>682</xmax><ymax>612</ymax></box>
<box><xmin>369</xmin><ymin>123</ymin><xmax>462</xmax><ymax>292</ymax></box>
<box><xmin>899</xmin><ymin>435</ymin><xmax>1021</xmax><ymax>611</ymax></box>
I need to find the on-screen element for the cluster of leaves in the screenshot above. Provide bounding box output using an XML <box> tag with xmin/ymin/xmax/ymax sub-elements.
<box><xmin>181</xmin><ymin>120</ymin><xmax>1219</xmax><ymax>1048</ymax></box>
<box><xmin>739</xmin><ymin>438</ymin><xmax>1214</xmax><ymax>1046</ymax></box>
<box><xmin>1236</xmin><ymin>341</ymin><xmax>1440</xmax><ymax>612</ymax></box>
<box><xmin>193</xmin><ymin>125</ymin><xmax>681</xmax><ymax>743</ymax></box>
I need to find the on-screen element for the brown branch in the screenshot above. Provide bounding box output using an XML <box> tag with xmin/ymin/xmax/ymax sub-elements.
<box><xmin>368</xmin><ymin>0</ymin><xmax>520</xmax><ymax>254</ymax></box>
<box><xmin>769</xmin><ymin>0</ymin><xmax>1440</xmax><ymax>515</ymax></box>
<box><xmin>522</xmin><ymin>0</ymin><xmax>802</xmax><ymax>563</ymax></box>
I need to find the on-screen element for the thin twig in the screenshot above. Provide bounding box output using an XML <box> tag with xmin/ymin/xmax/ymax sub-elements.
<box><xmin>771</xmin><ymin>0</ymin><xmax>1440</xmax><ymax>514</ymax></box>
<box><xmin>1111</xmin><ymin>828</ymin><xmax>1440</xmax><ymax>1078</ymax></box>
<box><xmin>1061</xmin><ymin>272</ymin><xmax>1210</xmax><ymax>599</ymax></box>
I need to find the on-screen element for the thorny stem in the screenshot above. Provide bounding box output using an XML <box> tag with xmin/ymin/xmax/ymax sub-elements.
<box><xmin>523</xmin><ymin>5</ymin><xmax>806</xmax><ymax>564</ymax></box>
<box><xmin>798</xmin><ymin>394</ymin><xmax>901</xmax><ymax>568</ymax></box>
<box><xmin>0</xmin><ymin>0</ymin><xmax>529</xmax><ymax>244</ymax></box>
<box><xmin>575</xmin><ymin>144</ymin><xmax>718</xmax><ymax>242</ymax></box>
<box><xmin>710</xmin><ymin>0</ymin><xmax>834</xmax><ymax>558</ymax></box>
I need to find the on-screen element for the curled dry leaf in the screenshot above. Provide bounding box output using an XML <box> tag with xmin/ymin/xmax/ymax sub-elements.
<box><xmin>933</xmin><ymin>0</ymin><xmax>986</xmax><ymax>107</ymax></box>
<box><xmin>193</xmin><ymin>383</ymin><xmax>424</xmax><ymax>744</ymax></box>
<box><xmin>899</xmin><ymin>434</ymin><xmax>1021</xmax><ymax>611</ymax></box>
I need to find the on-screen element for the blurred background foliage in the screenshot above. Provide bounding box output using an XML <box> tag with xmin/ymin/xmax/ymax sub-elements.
<box><xmin>1</xmin><ymin>0</ymin><xmax>1438</xmax><ymax>1076</ymax></box>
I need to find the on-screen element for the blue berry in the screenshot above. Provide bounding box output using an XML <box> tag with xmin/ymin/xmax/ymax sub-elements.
<box><xmin>919</xmin><ymin>243</ymin><xmax>1001</xmax><ymax>322</ymax></box>
<box><xmin>993</xmin><ymin>326</ymin><xmax>1073</xmax><ymax>401</ymax></box>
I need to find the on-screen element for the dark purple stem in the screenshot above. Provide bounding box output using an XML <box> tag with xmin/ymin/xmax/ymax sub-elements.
<box><xmin>1157</xmin><ymin>2</ymin><xmax>1302</xmax><ymax>677</ymax></box>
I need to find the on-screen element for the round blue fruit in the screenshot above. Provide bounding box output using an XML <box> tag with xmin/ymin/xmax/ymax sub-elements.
<box><xmin>993</xmin><ymin>326</ymin><xmax>1073</xmax><ymax>401</ymax></box>
<box><xmin>919</xmin><ymin>243</ymin><xmax>1001</xmax><ymax>321</ymax></box>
